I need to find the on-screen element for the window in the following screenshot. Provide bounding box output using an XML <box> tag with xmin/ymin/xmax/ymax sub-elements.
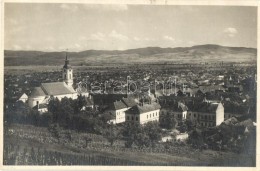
<box><xmin>136</xmin><ymin>117</ymin><xmax>138</xmax><ymax>121</ymax></box>
<box><xmin>127</xmin><ymin>116</ymin><xmax>129</xmax><ymax>120</ymax></box>
<box><xmin>194</xmin><ymin>114</ymin><xmax>196</xmax><ymax>118</ymax></box>
<box><xmin>147</xmin><ymin>115</ymin><xmax>148</xmax><ymax>119</ymax></box>
<box><xmin>153</xmin><ymin>113</ymin><xmax>154</xmax><ymax>117</ymax></box>
<box><xmin>132</xmin><ymin>116</ymin><xmax>134</xmax><ymax>121</ymax></box>
<box><xmin>150</xmin><ymin>114</ymin><xmax>151</xmax><ymax>118</ymax></box>
<box><xmin>205</xmin><ymin>115</ymin><xmax>207</xmax><ymax>120</ymax></box>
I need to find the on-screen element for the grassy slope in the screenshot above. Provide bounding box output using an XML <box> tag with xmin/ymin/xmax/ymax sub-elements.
<box><xmin>3</xmin><ymin>124</ymin><xmax>255</xmax><ymax>166</ymax></box>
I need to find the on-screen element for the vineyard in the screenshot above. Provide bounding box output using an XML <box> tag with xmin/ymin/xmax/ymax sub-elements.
<box><xmin>3</xmin><ymin>124</ymin><xmax>255</xmax><ymax>166</ymax></box>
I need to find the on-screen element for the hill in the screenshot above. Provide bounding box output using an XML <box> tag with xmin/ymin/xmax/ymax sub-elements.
<box><xmin>4</xmin><ymin>44</ymin><xmax>257</xmax><ymax>66</ymax></box>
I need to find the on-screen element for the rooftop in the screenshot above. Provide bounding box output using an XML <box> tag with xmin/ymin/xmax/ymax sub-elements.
<box><xmin>30</xmin><ymin>87</ymin><xmax>46</xmax><ymax>97</ymax></box>
<box><xmin>41</xmin><ymin>82</ymin><xmax>76</xmax><ymax>96</ymax></box>
<box><xmin>125</xmin><ymin>103</ymin><xmax>161</xmax><ymax>115</ymax></box>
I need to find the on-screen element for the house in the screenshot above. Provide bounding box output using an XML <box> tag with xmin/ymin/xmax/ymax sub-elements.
<box><xmin>106</xmin><ymin>97</ymin><xmax>137</xmax><ymax>124</ymax></box>
<box><xmin>177</xmin><ymin>102</ymin><xmax>188</xmax><ymax>120</ymax></box>
<box><xmin>125</xmin><ymin>103</ymin><xmax>161</xmax><ymax>124</ymax></box>
<box><xmin>107</xmin><ymin>100</ymin><xmax>128</xmax><ymax>124</ymax></box>
<box><xmin>187</xmin><ymin>102</ymin><xmax>224</xmax><ymax>127</ymax></box>
<box><xmin>18</xmin><ymin>93</ymin><xmax>28</xmax><ymax>103</ymax></box>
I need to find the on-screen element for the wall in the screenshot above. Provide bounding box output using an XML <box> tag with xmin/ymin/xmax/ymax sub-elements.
<box><xmin>28</xmin><ymin>96</ymin><xmax>45</xmax><ymax>108</ymax></box>
<box><xmin>216</xmin><ymin>103</ymin><xmax>224</xmax><ymax>126</ymax></box>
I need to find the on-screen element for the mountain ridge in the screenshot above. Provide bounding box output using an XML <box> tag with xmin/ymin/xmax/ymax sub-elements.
<box><xmin>4</xmin><ymin>44</ymin><xmax>257</xmax><ymax>66</ymax></box>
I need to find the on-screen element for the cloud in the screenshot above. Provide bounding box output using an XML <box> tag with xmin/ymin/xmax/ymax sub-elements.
<box><xmin>45</xmin><ymin>36</ymin><xmax>55</xmax><ymax>42</ymax></box>
<box><xmin>60</xmin><ymin>4</ymin><xmax>78</xmax><ymax>12</ymax></box>
<box><xmin>13</xmin><ymin>44</ymin><xmax>22</xmax><ymax>50</ymax></box>
<box><xmin>108</xmin><ymin>30</ymin><xmax>128</xmax><ymax>41</ymax></box>
<box><xmin>224</xmin><ymin>27</ymin><xmax>238</xmax><ymax>37</ymax></box>
<box><xmin>89</xmin><ymin>32</ymin><xmax>105</xmax><ymax>41</ymax></box>
<box><xmin>188</xmin><ymin>41</ymin><xmax>195</xmax><ymax>45</ymax></box>
<box><xmin>133</xmin><ymin>37</ymin><xmax>140</xmax><ymax>41</ymax></box>
<box><xmin>74</xmin><ymin>43</ymin><xmax>81</xmax><ymax>48</ymax></box>
<box><xmin>44</xmin><ymin>46</ymin><xmax>55</xmax><ymax>51</ymax></box>
<box><xmin>163</xmin><ymin>35</ymin><xmax>175</xmax><ymax>41</ymax></box>
<box><xmin>25</xmin><ymin>45</ymin><xmax>32</xmax><ymax>50</ymax></box>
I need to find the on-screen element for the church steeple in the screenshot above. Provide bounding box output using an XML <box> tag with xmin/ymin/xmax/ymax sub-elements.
<box><xmin>62</xmin><ymin>50</ymin><xmax>73</xmax><ymax>87</ymax></box>
<box><xmin>63</xmin><ymin>50</ymin><xmax>71</xmax><ymax>69</ymax></box>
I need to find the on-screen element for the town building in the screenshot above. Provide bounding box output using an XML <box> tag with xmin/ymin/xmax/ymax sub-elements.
<box><xmin>125</xmin><ymin>103</ymin><xmax>161</xmax><ymax>124</ymax></box>
<box><xmin>28</xmin><ymin>53</ymin><xmax>78</xmax><ymax>111</ymax></box>
<box><xmin>106</xmin><ymin>97</ymin><xmax>136</xmax><ymax>124</ymax></box>
<box><xmin>187</xmin><ymin>102</ymin><xmax>224</xmax><ymax>127</ymax></box>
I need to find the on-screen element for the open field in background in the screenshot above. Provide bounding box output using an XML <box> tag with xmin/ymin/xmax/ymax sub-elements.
<box><xmin>3</xmin><ymin>124</ymin><xmax>256</xmax><ymax>166</ymax></box>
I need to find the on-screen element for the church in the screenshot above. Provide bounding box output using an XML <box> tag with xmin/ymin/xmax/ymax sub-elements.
<box><xmin>28</xmin><ymin>53</ymin><xmax>78</xmax><ymax>112</ymax></box>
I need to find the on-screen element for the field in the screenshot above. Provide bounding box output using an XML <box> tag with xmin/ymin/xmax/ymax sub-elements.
<box><xmin>3</xmin><ymin>124</ymin><xmax>256</xmax><ymax>166</ymax></box>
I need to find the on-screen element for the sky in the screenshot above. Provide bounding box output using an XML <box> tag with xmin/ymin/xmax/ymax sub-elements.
<box><xmin>4</xmin><ymin>3</ymin><xmax>257</xmax><ymax>51</ymax></box>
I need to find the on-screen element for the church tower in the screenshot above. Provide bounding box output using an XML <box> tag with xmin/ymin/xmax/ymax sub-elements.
<box><xmin>62</xmin><ymin>51</ymin><xmax>73</xmax><ymax>87</ymax></box>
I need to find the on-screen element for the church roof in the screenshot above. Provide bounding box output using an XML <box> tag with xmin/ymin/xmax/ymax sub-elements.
<box><xmin>30</xmin><ymin>87</ymin><xmax>46</xmax><ymax>97</ymax></box>
<box><xmin>41</xmin><ymin>82</ymin><xmax>76</xmax><ymax>96</ymax></box>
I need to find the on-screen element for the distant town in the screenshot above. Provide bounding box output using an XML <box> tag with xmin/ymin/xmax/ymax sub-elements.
<box><xmin>3</xmin><ymin>49</ymin><xmax>256</xmax><ymax>166</ymax></box>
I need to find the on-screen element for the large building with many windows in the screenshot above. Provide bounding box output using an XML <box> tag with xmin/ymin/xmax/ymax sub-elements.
<box><xmin>187</xmin><ymin>102</ymin><xmax>224</xmax><ymax>127</ymax></box>
<box><xmin>125</xmin><ymin>103</ymin><xmax>161</xmax><ymax>124</ymax></box>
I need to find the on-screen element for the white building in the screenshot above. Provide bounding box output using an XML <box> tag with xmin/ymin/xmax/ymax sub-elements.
<box><xmin>28</xmin><ymin>53</ymin><xmax>78</xmax><ymax>110</ymax></box>
<box><xmin>125</xmin><ymin>103</ymin><xmax>161</xmax><ymax>125</ymax></box>
<box><xmin>107</xmin><ymin>97</ymin><xmax>136</xmax><ymax>124</ymax></box>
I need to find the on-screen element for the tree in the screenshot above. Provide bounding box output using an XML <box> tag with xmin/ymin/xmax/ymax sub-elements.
<box><xmin>104</xmin><ymin>124</ymin><xmax>120</xmax><ymax>146</ymax></box>
<box><xmin>134</xmin><ymin>133</ymin><xmax>151</xmax><ymax>149</ymax></box>
<box><xmin>48</xmin><ymin>123</ymin><xmax>61</xmax><ymax>143</ymax></box>
<box><xmin>84</xmin><ymin>135</ymin><xmax>92</xmax><ymax>147</ymax></box>
<box><xmin>161</xmin><ymin>112</ymin><xmax>178</xmax><ymax>130</ymax></box>
<box><xmin>188</xmin><ymin>130</ymin><xmax>204</xmax><ymax>150</ymax></box>
<box><xmin>122</xmin><ymin>123</ymin><xmax>142</xmax><ymax>148</ymax></box>
<box><xmin>144</xmin><ymin>121</ymin><xmax>162</xmax><ymax>144</ymax></box>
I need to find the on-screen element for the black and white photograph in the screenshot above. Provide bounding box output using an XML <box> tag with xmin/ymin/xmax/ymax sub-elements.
<box><xmin>1</xmin><ymin>1</ymin><xmax>258</xmax><ymax>168</ymax></box>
